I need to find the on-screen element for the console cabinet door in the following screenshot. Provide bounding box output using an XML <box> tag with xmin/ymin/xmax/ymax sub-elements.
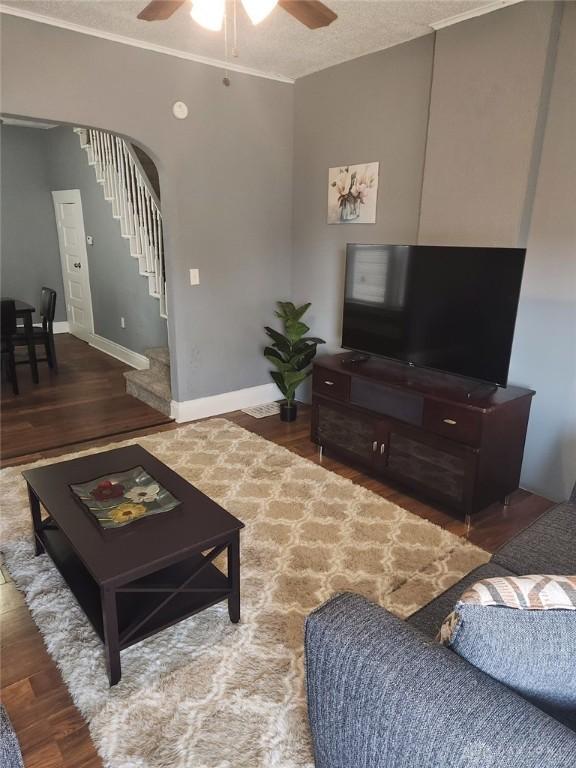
<box><xmin>314</xmin><ymin>399</ymin><xmax>380</xmax><ymax>469</ymax></box>
<box><xmin>384</xmin><ymin>426</ymin><xmax>475</xmax><ymax>509</ymax></box>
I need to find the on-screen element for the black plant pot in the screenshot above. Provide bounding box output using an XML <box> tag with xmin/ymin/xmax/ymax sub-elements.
<box><xmin>280</xmin><ymin>401</ymin><xmax>298</xmax><ymax>422</ymax></box>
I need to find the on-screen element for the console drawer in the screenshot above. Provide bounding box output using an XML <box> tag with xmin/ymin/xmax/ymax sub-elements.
<box><xmin>313</xmin><ymin>367</ymin><xmax>350</xmax><ymax>401</ymax></box>
<box><xmin>423</xmin><ymin>401</ymin><xmax>482</xmax><ymax>446</ymax></box>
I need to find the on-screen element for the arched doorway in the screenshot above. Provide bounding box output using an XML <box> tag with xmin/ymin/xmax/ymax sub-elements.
<box><xmin>0</xmin><ymin>117</ymin><xmax>174</xmax><ymax>463</ymax></box>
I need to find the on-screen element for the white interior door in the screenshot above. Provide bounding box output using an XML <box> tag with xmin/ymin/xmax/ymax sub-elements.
<box><xmin>52</xmin><ymin>190</ymin><xmax>94</xmax><ymax>341</ymax></box>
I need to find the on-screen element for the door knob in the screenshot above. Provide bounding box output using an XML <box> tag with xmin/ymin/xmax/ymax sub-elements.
<box><xmin>74</xmin><ymin>262</ymin><xmax>81</xmax><ymax>269</ymax></box>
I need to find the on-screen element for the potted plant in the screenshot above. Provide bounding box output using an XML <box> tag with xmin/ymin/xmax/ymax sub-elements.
<box><xmin>264</xmin><ymin>302</ymin><xmax>325</xmax><ymax>422</ymax></box>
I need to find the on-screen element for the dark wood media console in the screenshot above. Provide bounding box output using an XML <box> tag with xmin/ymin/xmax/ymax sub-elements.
<box><xmin>311</xmin><ymin>353</ymin><xmax>535</xmax><ymax>516</ymax></box>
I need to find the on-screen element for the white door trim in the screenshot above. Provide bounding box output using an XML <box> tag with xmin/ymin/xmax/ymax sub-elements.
<box><xmin>51</xmin><ymin>189</ymin><xmax>95</xmax><ymax>341</ymax></box>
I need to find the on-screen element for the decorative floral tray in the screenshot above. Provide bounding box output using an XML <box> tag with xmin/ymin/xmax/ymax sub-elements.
<box><xmin>70</xmin><ymin>466</ymin><xmax>180</xmax><ymax>529</ymax></box>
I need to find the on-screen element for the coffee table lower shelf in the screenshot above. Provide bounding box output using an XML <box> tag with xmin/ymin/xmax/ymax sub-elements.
<box><xmin>36</xmin><ymin>525</ymin><xmax>234</xmax><ymax>682</ymax></box>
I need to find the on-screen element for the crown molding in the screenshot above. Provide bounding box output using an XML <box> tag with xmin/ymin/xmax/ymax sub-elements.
<box><xmin>0</xmin><ymin>5</ymin><xmax>295</xmax><ymax>84</ymax></box>
<box><xmin>1</xmin><ymin>117</ymin><xmax>58</xmax><ymax>129</ymax></box>
<box><xmin>430</xmin><ymin>0</ymin><xmax>524</xmax><ymax>30</ymax></box>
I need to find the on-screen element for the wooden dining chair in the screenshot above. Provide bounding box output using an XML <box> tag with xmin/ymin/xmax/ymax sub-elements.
<box><xmin>1</xmin><ymin>299</ymin><xmax>19</xmax><ymax>395</ymax></box>
<box><xmin>13</xmin><ymin>287</ymin><xmax>58</xmax><ymax>372</ymax></box>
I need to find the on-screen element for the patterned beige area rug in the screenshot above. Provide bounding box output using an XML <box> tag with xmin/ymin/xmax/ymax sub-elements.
<box><xmin>0</xmin><ymin>419</ymin><xmax>488</xmax><ymax>768</ymax></box>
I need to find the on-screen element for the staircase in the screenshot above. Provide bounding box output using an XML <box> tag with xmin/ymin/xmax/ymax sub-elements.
<box><xmin>73</xmin><ymin>127</ymin><xmax>167</xmax><ymax>319</ymax></box>
<box><xmin>124</xmin><ymin>347</ymin><xmax>172</xmax><ymax>417</ymax></box>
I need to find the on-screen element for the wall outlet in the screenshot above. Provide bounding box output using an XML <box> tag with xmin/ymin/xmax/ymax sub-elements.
<box><xmin>120</xmin><ymin>317</ymin><xmax>126</xmax><ymax>329</ymax></box>
<box><xmin>189</xmin><ymin>268</ymin><xmax>200</xmax><ymax>286</ymax></box>
<box><xmin>86</xmin><ymin>235</ymin><xmax>94</xmax><ymax>246</ymax></box>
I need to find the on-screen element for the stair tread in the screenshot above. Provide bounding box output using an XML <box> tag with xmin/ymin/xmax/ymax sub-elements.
<box><xmin>124</xmin><ymin>368</ymin><xmax>171</xmax><ymax>401</ymax></box>
<box><xmin>145</xmin><ymin>347</ymin><xmax>170</xmax><ymax>366</ymax></box>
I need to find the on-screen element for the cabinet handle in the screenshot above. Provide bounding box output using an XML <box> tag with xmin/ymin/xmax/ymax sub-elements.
<box><xmin>443</xmin><ymin>418</ymin><xmax>457</xmax><ymax>425</ymax></box>
<box><xmin>323</xmin><ymin>380</ymin><xmax>335</xmax><ymax>386</ymax></box>
<box><xmin>380</xmin><ymin>443</ymin><xmax>386</xmax><ymax>455</ymax></box>
<box><xmin>372</xmin><ymin>441</ymin><xmax>378</xmax><ymax>452</ymax></box>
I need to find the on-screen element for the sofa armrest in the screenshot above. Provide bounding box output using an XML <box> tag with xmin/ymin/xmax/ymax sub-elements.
<box><xmin>305</xmin><ymin>593</ymin><xmax>576</xmax><ymax>768</ymax></box>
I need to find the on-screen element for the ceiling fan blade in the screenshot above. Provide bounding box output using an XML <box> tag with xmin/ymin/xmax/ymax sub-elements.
<box><xmin>278</xmin><ymin>0</ymin><xmax>337</xmax><ymax>29</ymax></box>
<box><xmin>137</xmin><ymin>0</ymin><xmax>187</xmax><ymax>21</ymax></box>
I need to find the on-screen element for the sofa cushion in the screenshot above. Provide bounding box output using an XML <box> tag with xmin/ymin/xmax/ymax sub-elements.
<box><xmin>407</xmin><ymin>562</ymin><xmax>515</xmax><ymax>637</ymax></box>
<box><xmin>493</xmin><ymin>501</ymin><xmax>576</xmax><ymax>574</ymax></box>
<box><xmin>438</xmin><ymin>576</ymin><xmax>576</xmax><ymax>730</ymax></box>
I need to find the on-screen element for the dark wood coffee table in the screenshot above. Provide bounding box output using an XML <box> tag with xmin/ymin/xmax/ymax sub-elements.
<box><xmin>23</xmin><ymin>445</ymin><xmax>244</xmax><ymax>686</ymax></box>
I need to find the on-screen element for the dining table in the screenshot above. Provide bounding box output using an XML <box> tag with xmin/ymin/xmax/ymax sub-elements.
<box><xmin>2</xmin><ymin>298</ymin><xmax>39</xmax><ymax>384</ymax></box>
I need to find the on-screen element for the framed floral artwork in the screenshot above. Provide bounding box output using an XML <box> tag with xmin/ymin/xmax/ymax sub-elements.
<box><xmin>70</xmin><ymin>466</ymin><xmax>180</xmax><ymax>529</ymax></box>
<box><xmin>327</xmin><ymin>162</ymin><xmax>379</xmax><ymax>224</ymax></box>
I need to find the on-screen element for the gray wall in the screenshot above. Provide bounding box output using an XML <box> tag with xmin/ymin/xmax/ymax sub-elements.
<box><xmin>292</xmin><ymin>36</ymin><xmax>435</xmax><ymax>351</ymax></box>
<box><xmin>508</xmin><ymin>2</ymin><xmax>576</xmax><ymax>501</ymax></box>
<box><xmin>0</xmin><ymin>14</ymin><xmax>294</xmax><ymax>402</ymax></box>
<box><xmin>418</xmin><ymin>1</ymin><xmax>556</xmax><ymax>247</ymax></box>
<box><xmin>46</xmin><ymin>126</ymin><xmax>168</xmax><ymax>354</ymax></box>
<box><xmin>0</xmin><ymin>124</ymin><xmax>66</xmax><ymax>320</ymax></box>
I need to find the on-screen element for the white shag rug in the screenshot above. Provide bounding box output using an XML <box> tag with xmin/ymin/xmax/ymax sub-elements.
<box><xmin>0</xmin><ymin>419</ymin><xmax>488</xmax><ymax>768</ymax></box>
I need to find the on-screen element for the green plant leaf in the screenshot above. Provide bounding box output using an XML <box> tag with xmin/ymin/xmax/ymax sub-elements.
<box><xmin>270</xmin><ymin>370</ymin><xmax>289</xmax><ymax>399</ymax></box>
<box><xmin>264</xmin><ymin>326</ymin><xmax>291</xmax><ymax>354</ymax></box>
<box><xmin>291</xmin><ymin>347</ymin><xmax>317</xmax><ymax>370</ymax></box>
<box><xmin>265</xmin><ymin>355</ymin><xmax>292</xmax><ymax>373</ymax></box>
<box><xmin>285</xmin><ymin>319</ymin><xmax>310</xmax><ymax>343</ymax></box>
<box><xmin>292</xmin><ymin>336</ymin><xmax>325</xmax><ymax>351</ymax></box>
<box><xmin>275</xmin><ymin>301</ymin><xmax>311</xmax><ymax>323</ymax></box>
<box><xmin>264</xmin><ymin>346</ymin><xmax>286</xmax><ymax>363</ymax></box>
<box><xmin>292</xmin><ymin>303</ymin><xmax>311</xmax><ymax>321</ymax></box>
<box><xmin>274</xmin><ymin>301</ymin><xmax>296</xmax><ymax>320</ymax></box>
<box><xmin>283</xmin><ymin>370</ymin><xmax>309</xmax><ymax>388</ymax></box>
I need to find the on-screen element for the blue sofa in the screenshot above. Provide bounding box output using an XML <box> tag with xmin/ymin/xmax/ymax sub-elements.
<box><xmin>305</xmin><ymin>490</ymin><xmax>576</xmax><ymax>767</ymax></box>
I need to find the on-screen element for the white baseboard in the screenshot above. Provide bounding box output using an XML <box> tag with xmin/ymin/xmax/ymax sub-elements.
<box><xmin>33</xmin><ymin>321</ymin><xmax>70</xmax><ymax>334</ymax></box>
<box><xmin>88</xmin><ymin>333</ymin><xmax>149</xmax><ymax>370</ymax></box>
<box><xmin>171</xmin><ymin>383</ymin><xmax>280</xmax><ymax>423</ymax></box>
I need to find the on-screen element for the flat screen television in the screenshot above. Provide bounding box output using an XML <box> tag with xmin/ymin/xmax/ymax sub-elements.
<box><xmin>342</xmin><ymin>244</ymin><xmax>526</xmax><ymax>387</ymax></box>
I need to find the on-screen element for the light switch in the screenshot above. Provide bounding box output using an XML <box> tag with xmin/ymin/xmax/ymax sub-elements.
<box><xmin>189</xmin><ymin>269</ymin><xmax>200</xmax><ymax>286</ymax></box>
<box><xmin>86</xmin><ymin>235</ymin><xmax>94</xmax><ymax>246</ymax></box>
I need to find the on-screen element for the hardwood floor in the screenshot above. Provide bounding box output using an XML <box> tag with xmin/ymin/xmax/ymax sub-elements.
<box><xmin>0</xmin><ymin>404</ymin><xmax>555</xmax><ymax>767</ymax></box>
<box><xmin>1</xmin><ymin>334</ymin><xmax>173</xmax><ymax>465</ymax></box>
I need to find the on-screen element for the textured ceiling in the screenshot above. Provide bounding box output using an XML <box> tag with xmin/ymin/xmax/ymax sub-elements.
<box><xmin>1</xmin><ymin>0</ymin><xmax>504</xmax><ymax>80</ymax></box>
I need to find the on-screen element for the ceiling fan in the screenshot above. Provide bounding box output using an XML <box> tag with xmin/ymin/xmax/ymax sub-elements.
<box><xmin>137</xmin><ymin>0</ymin><xmax>338</xmax><ymax>31</ymax></box>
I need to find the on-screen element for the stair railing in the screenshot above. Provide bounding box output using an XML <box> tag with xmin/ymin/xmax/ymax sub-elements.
<box><xmin>74</xmin><ymin>127</ymin><xmax>167</xmax><ymax>319</ymax></box>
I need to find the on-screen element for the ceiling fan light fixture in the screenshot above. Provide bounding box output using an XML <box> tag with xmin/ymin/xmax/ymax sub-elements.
<box><xmin>190</xmin><ymin>0</ymin><xmax>225</xmax><ymax>31</ymax></box>
<box><xmin>241</xmin><ymin>0</ymin><xmax>278</xmax><ymax>25</ymax></box>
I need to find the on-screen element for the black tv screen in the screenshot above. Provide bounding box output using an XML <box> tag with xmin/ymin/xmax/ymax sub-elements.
<box><xmin>342</xmin><ymin>244</ymin><xmax>526</xmax><ymax>387</ymax></box>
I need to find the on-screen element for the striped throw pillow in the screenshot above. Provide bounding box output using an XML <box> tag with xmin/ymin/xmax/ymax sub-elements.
<box><xmin>459</xmin><ymin>574</ymin><xmax>576</xmax><ymax>610</ymax></box>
